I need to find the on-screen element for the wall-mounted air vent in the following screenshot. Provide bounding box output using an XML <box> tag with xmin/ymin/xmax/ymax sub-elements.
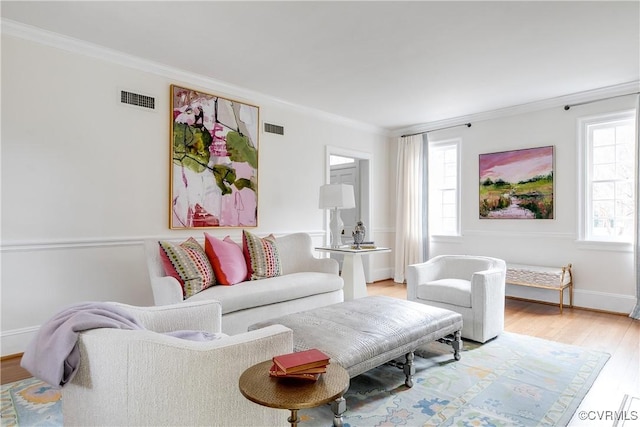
<box><xmin>264</xmin><ymin>122</ymin><xmax>284</xmax><ymax>135</ymax></box>
<box><xmin>120</xmin><ymin>90</ymin><xmax>155</xmax><ymax>110</ymax></box>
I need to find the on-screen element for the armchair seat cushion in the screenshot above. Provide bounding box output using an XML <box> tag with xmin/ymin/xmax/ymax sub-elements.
<box><xmin>419</xmin><ymin>279</ymin><xmax>471</xmax><ymax>308</ymax></box>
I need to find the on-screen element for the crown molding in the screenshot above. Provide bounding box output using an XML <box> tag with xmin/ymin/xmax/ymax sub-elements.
<box><xmin>392</xmin><ymin>81</ymin><xmax>640</xmax><ymax>138</ymax></box>
<box><xmin>1</xmin><ymin>19</ymin><xmax>388</xmax><ymax>136</ymax></box>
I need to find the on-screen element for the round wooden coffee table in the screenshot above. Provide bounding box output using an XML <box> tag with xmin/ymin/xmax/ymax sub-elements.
<box><xmin>239</xmin><ymin>359</ymin><xmax>350</xmax><ymax>427</ymax></box>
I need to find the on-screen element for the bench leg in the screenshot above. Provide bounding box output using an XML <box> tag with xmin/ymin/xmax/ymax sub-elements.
<box><xmin>403</xmin><ymin>351</ymin><xmax>415</xmax><ymax>388</ymax></box>
<box><xmin>437</xmin><ymin>330</ymin><xmax>463</xmax><ymax>361</ymax></box>
<box><xmin>452</xmin><ymin>330</ymin><xmax>462</xmax><ymax>360</ymax></box>
<box><xmin>559</xmin><ymin>289</ymin><xmax>564</xmax><ymax>314</ymax></box>
<box><xmin>330</xmin><ymin>396</ymin><xmax>346</xmax><ymax>427</ymax></box>
<box><xmin>385</xmin><ymin>351</ymin><xmax>416</xmax><ymax>387</ymax></box>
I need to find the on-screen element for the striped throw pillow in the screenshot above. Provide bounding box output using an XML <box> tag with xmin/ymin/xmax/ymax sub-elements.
<box><xmin>242</xmin><ymin>230</ymin><xmax>282</xmax><ymax>280</ymax></box>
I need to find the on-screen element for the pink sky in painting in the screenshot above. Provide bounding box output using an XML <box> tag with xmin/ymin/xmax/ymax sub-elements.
<box><xmin>480</xmin><ymin>146</ymin><xmax>553</xmax><ymax>183</ymax></box>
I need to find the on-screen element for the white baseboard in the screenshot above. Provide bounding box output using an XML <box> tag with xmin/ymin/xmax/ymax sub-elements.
<box><xmin>369</xmin><ymin>268</ymin><xmax>393</xmax><ymax>283</ymax></box>
<box><xmin>506</xmin><ymin>284</ymin><xmax>636</xmax><ymax>314</ymax></box>
<box><xmin>1</xmin><ymin>326</ymin><xmax>39</xmax><ymax>356</ymax></box>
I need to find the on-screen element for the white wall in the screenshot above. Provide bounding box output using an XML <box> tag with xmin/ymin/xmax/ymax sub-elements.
<box><xmin>425</xmin><ymin>96</ymin><xmax>637</xmax><ymax>314</ymax></box>
<box><xmin>0</xmin><ymin>32</ymin><xmax>392</xmax><ymax>355</ymax></box>
<box><xmin>3</xmin><ymin>23</ymin><xmax>635</xmax><ymax>357</ymax></box>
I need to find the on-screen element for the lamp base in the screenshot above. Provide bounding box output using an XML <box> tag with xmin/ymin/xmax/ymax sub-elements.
<box><xmin>330</xmin><ymin>208</ymin><xmax>343</xmax><ymax>248</ymax></box>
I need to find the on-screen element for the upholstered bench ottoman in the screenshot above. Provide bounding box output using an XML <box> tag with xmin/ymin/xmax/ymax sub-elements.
<box><xmin>249</xmin><ymin>295</ymin><xmax>463</xmax><ymax>388</ymax></box>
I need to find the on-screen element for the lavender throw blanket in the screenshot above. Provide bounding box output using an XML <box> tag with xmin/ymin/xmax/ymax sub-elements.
<box><xmin>21</xmin><ymin>302</ymin><xmax>220</xmax><ymax>387</ymax></box>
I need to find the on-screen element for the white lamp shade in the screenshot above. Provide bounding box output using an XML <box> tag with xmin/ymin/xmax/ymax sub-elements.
<box><xmin>319</xmin><ymin>184</ymin><xmax>356</xmax><ymax>209</ymax></box>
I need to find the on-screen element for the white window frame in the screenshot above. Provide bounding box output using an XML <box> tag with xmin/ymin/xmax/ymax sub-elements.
<box><xmin>577</xmin><ymin>109</ymin><xmax>636</xmax><ymax>248</ymax></box>
<box><xmin>428</xmin><ymin>138</ymin><xmax>461</xmax><ymax>237</ymax></box>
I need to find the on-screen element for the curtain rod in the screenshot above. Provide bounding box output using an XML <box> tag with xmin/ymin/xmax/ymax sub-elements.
<box><xmin>564</xmin><ymin>92</ymin><xmax>640</xmax><ymax>110</ymax></box>
<box><xmin>401</xmin><ymin>122</ymin><xmax>471</xmax><ymax>138</ymax></box>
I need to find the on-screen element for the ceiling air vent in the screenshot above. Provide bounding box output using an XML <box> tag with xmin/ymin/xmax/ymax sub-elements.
<box><xmin>264</xmin><ymin>122</ymin><xmax>284</xmax><ymax>135</ymax></box>
<box><xmin>120</xmin><ymin>90</ymin><xmax>155</xmax><ymax>110</ymax></box>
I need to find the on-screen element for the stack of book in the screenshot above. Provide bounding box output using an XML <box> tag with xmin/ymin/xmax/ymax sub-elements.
<box><xmin>351</xmin><ymin>241</ymin><xmax>376</xmax><ymax>249</ymax></box>
<box><xmin>269</xmin><ymin>348</ymin><xmax>330</xmax><ymax>381</ymax></box>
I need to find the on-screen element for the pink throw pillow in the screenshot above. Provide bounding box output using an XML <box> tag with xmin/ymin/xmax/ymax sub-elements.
<box><xmin>204</xmin><ymin>233</ymin><xmax>248</xmax><ymax>285</ymax></box>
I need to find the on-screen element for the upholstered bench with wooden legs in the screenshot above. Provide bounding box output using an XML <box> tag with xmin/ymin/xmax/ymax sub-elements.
<box><xmin>249</xmin><ymin>295</ymin><xmax>463</xmax><ymax>388</ymax></box>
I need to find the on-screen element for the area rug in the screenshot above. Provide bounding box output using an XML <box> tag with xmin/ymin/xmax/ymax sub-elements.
<box><xmin>1</xmin><ymin>377</ymin><xmax>61</xmax><ymax>426</ymax></box>
<box><xmin>301</xmin><ymin>332</ymin><xmax>609</xmax><ymax>427</ymax></box>
<box><xmin>0</xmin><ymin>332</ymin><xmax>608</xmax><ymax>426</ymax></box>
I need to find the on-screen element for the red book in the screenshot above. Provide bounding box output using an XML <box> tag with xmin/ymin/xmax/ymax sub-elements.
<box><xmin>272</xmin><ymin>348</ymin><xmax>330</xmax><ymax>374</ymax></box>
<box><xmin>270</xmin><ymin>363</ymin><xmax>327</xmax><ymax>375</ymax></box>
<box><xmin>269</xmin><ymin>364</ymin><xmax>321</xmax><ymax>381</ymax></box>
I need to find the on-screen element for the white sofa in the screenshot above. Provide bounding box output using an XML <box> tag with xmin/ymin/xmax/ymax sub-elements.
<box><xmin>62</xmin><ymin>300</ymin><xmax>292</xmax><ymax>426</ymax></box>
<box><xmin>145</xmin><ymin>232</ymin><xmax>344</xmax><ymax>335</ymax></box>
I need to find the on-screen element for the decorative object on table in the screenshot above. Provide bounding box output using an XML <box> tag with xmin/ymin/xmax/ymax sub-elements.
<box><xmin>270</xmin><ymin>348</ymin><xmax>331</xmax><ymax>381</ymax></box>
<box><xmin>479</xmin><ymin>145</ymin><xmax>554</xmax><ymax>219</ymax></box>
<box><xmin>351</xmin><ymin>221</ymin><xmax>366</xmax><ymax>249</ymax></box>
<box><xmin>319</xmin><ymin>184</ymin><xmax>356</xmax><ymax>248</ymax></box>
<box><xmin>170</xmin><ymin>84</ymin><xmax>260</xmax><ymax>229</ymax></box>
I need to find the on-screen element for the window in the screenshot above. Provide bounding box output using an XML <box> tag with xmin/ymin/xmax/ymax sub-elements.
<box><xmin>429</xmin><ymin>139</ymin><xmax>460</xmax><ymax>235</ymax></box>
<box><xmin>579</xmin><ymin>110</ymin><xmax>636</xmax><ymax>243</ymax></box>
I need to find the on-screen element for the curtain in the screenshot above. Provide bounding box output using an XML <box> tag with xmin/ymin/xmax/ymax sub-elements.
<box><xmin>422</xmin><ymin>133</ymin><xmax>430</xmax><ymax>259</ymax></box>
<box><xmin>394</xmin><ymin>134</ymin><xmax>424</xmax><ymax>283</ymax></box>
<box><xmin>631</xmin><ymin>94</ymin><xmax>640</xmax><ymax>319</ymax></box>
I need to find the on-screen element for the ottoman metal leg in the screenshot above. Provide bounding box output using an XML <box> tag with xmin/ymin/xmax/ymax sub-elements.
<box><xmin>403</xmin><ymin>351</ymin><xmax>415</xmax><ymax>387</ymax></box>
<box><xmin>385</xmin><ymin>351</ymin><xmax>416</xmax><ymax>387</ymax></box>
<box><xmin>437</xmin><ymin>330</ymin><xmax>463</xmax><ymax>361</ymax></box>
<box><xmin>331</xmin><ymin>396</ymin><xmax>346</xmax><ymax>427</ymax></box>
<box><xmin>452</xmin><ymin>330</ymin><xmax>462</xmax><ymax>361</ymax></box>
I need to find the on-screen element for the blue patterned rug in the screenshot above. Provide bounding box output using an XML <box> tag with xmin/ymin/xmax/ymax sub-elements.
<box><xmin>1</xmin><ymin>332</ymin><xmax>608</xmax><ymax>426</ymax></box>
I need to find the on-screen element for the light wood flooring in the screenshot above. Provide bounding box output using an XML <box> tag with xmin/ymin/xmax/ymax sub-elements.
<box><xmin>2</xmin><ymin>279</ymin><xmax>638</xmax><ymax>421</ymax></box>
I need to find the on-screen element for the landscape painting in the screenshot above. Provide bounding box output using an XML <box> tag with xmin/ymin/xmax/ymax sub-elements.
<box><xmin>479</xmin><ymin>146</ymin><xmax>554</xmax><ymax>219</ymax></box>
<box><xmin>170</xmin><ymin>85</ymin><xmax>259</xmax><ymax>229</ymax></box>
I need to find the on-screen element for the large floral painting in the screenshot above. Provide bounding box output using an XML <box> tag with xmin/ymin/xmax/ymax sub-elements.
<box><xmin>479</xmin><ymin>145</ymin><xmax>554</xmax><ymax>219</ymax></box>
<box><xmin>170</xmin><ymin>85</ymin><xmax>259</xmax><ymax>228</ymax></box>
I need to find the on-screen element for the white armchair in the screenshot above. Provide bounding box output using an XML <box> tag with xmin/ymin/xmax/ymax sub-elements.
<box><xmin>62</xmin><ymin>300</ymin><xmax>292</xmax><ymax>426</ymax></box>
<box><xmin>406</xmin><ymin>255</ymin><xmax>506</xmax><ymax>343</ymax></box>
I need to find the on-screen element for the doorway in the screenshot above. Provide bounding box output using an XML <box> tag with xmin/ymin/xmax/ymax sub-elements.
<box><xmin>325</xmin><ymin>146</ymin><xmax>372</xmax><ymax>282</ymax></box>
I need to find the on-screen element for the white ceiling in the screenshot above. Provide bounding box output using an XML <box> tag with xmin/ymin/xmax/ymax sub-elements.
<box><xmin>2</xmin><ymin>1</ymin><xmax>639</xmax><ymax>132</ymax></box>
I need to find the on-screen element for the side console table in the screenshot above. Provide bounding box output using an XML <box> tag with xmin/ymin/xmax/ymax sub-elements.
<box><xmin>315</xmin><ymin>246</ymin><xmax>391</xmax><ymax>300</ymax></box>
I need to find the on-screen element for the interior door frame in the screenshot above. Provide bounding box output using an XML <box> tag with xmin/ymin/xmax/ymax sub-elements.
<box><xmin>325</xmin><ymin>145</ymin><xmax>373</xmax><ymax>281</ymax></box>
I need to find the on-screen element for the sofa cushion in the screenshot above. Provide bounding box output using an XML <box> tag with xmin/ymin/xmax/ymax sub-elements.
<box><xmin>417</xmin><ymin>279</ymin><xmax>471</xmax><ymax>308</ymax></box>
<box><xmin>204</xmin><ymin>233</ymin><xmax>248</xmax><ymax>285</ymax></box>
<box><xmin>242</xmin><ymin>230</ymin><xmax>282</xmax><ymax>280</ymax></box>
<box><xmin>187</xmin><ymin>272</ymin><xmax>344</xmax><ymax>314</ymax></box>
<box><xmin>159</xmin><ymin>238</ymin><xmax>216</xmax><ymax>298</ymax></box>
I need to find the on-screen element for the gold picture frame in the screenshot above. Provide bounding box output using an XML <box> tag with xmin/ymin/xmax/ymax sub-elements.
<box><xmin>170</xmin><ymin>84</ymin><xmax>259</xmax><ymax>229</ymax></box>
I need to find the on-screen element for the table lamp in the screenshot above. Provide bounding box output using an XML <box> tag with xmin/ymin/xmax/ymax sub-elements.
<box><xmin>319</xmin><ymin>184</ymin><xmax>356</xmax><ymax>248</ymax></box>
